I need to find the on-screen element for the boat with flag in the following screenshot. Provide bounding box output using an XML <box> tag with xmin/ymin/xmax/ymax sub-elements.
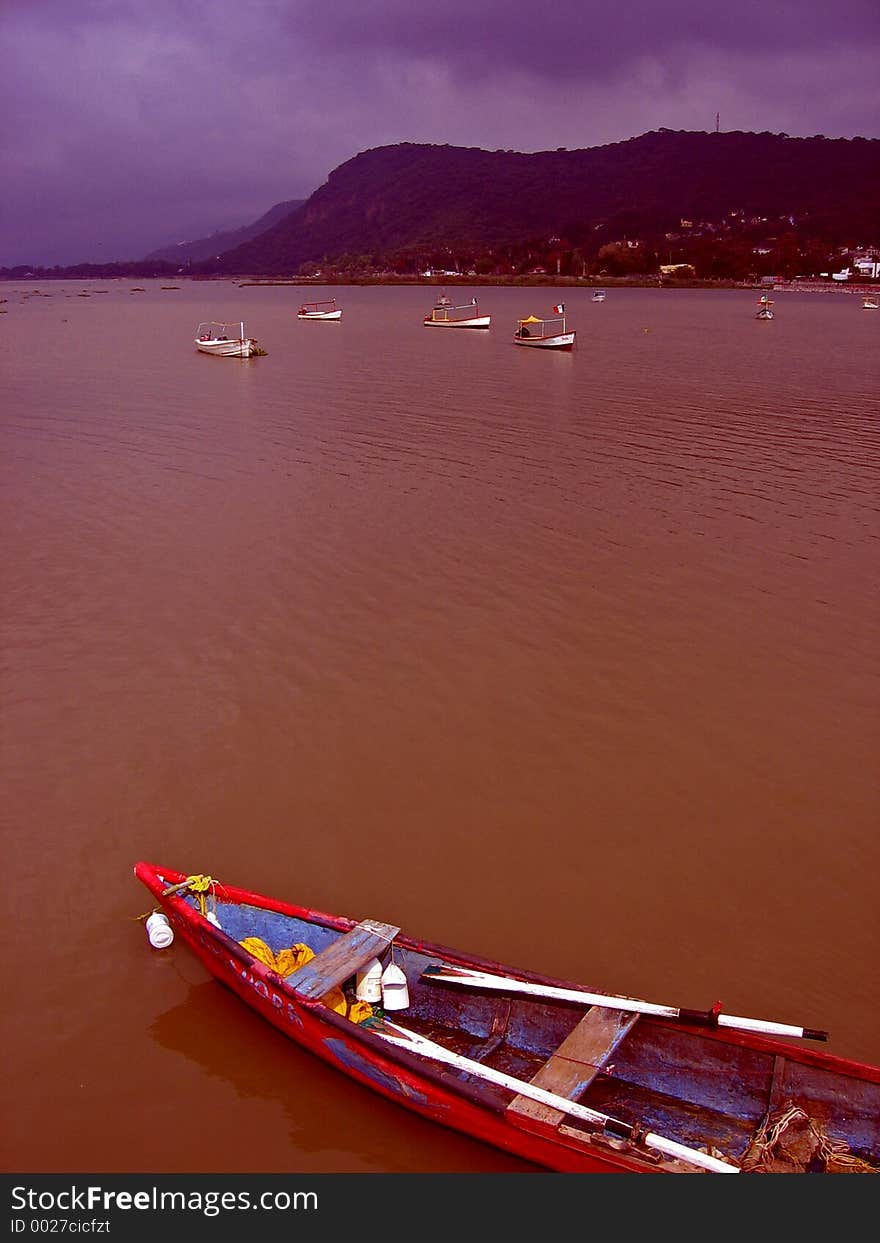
<box><xmin>423</xmin><ymin>294</ymin><xmax>490</xmax><ymax>328</ymax></box>
<box><xmin>297</xmin><ymin>299</ymin><xmax>342</xmax><ymax>320</ymax></box>
<box><xmin>755</xmin><ymin>295</ymin><xmax>775</xmax><ymax>320</ymax></box>
<box><xmin>514</xmin><ymin>304</ymin><xmax>575</xmax><ymax>350</ymax></box>
<box><xmin>134</xmin><ymin>860</ymin><xmax>880</xmax><ymax>1175</ymax></box>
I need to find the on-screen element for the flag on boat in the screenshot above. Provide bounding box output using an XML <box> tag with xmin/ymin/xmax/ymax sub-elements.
<box><xmin>553</xmin><ymin>303</ymin><xmax>565</xmax><ymax>314</ymax></box>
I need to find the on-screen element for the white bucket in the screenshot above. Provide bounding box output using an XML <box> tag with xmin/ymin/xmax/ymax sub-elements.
<box><xmin>381</xmin><ymin>962</ymin><xmax>410</xmax><ymax>1011</ymax></box>
<box><xmin>355</xmin><ymin>957</ymin><xmax>383</xmax><ymax>1003</ymax></box>
<box><xmin>146</xmin><ymin>911</ymin><xmax>174</xmax><ymax>949</ymax></box>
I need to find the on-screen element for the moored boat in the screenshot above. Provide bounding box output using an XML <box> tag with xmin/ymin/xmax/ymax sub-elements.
<box><xmin>514</xmin><ymin>305</ymin><xmax>575</xmax><ymax>350</ymax></box>
<box><xmin>423</xmin><ymin>294</ymin><xmax>490</xmax><ymax>328</ymax></box>
<box><xmin>297</xmin><ymin>299</ymin><xmax>342</xmax><ymax>320</ymax></box>
<box><xmin>755</xmin><ymin>295</ymin><xmax>775</xmax><ymax>320</ymax></box>
<box><xmin>863</xmin><ymin>296</ymin><xmax>879</xmax><ymax>310</ymax></box>
<box><xmin>195</xmin><ymin>321</ymin><xmax>261</xmax><ymax>357</ymax></box>
<box><xmin>134</xmin><ymin>861</ymin><xmax>880</xmax><ymax>1175</ymax></box>
<box><xmin>592</xmin><ymin>290</ymin><xmax>607</xmax><ymax>303</ymax></box>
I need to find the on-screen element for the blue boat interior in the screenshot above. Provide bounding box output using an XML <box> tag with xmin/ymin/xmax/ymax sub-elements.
<box><xmin>202</xmin><ymin>897</ymin><xmax>341</xmax><ymax>957</ymax></box>
<box><xmin>182</xmin><ymin>894</ymin><xmax>880</xmax><ymax>1168</ymax></box>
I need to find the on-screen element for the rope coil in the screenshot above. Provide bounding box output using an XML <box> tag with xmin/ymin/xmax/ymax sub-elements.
<box><xmin>742</xmin><ymin>1103</ymin><xmax>878</xmax><ymax>1173</ymax></box>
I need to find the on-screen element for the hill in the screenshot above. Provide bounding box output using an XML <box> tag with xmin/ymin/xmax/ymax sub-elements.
<box><xmin>206</xmin><ymin>130</ymin><xmax>880</xmax><ymax>276</ymax></box>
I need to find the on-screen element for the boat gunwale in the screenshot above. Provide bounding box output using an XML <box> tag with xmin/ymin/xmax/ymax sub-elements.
<box><xmin>514</xmin><ymin>334</ymin><xmax>576</xmax><ymax>349</ymax></box>
<box><xmin>135</xmin><ymin>862</ymin><xmax>880</xmax><ymax>1086</ymax></box>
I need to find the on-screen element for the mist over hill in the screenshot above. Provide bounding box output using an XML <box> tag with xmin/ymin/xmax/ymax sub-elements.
<box><xmin>145</xmin><ymin>199</ymin><xmax>305</xmax><ymax>265</ymax></box>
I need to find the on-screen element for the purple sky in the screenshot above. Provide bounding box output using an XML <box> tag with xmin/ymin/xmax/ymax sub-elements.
<box><xmin>3</xmin><ymin>0</ymin><xmax>879</xmax><ymax>267</ymax></box>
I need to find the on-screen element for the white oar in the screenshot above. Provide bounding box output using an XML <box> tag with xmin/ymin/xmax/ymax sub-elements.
<box><xmin>423</xmin><ymin>965</ymin><xmax>828</xmax><ymax>1042</ymax></box>
<box><xmin>375</xmin><ymin>1020</ymin><xmax>739</xmax><ymax>1174</ymax></box>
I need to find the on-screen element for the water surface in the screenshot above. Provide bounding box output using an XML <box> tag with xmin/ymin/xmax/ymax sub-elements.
<box><xmin>2</xmin><ymin>279</ymin><xmax>878</xmax><ymax>1172</ymax></box>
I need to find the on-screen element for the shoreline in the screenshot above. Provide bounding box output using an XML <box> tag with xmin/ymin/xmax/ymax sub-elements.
<box><xmin>237</xmin><ymin>275</ymin><xmax>879</xmax><ymax>295</ymax></box>
<box><xmin>4</xmin><ymin>273</ymin><xmax>877</xmax><ymax>296</ymax></box>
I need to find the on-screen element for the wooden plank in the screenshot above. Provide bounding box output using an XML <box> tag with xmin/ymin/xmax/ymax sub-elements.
<box><xmin>508</xmin><ymin>1007</ymin><xmax>639</xmax><ymax>1127</ymax></box>
<box><xmin>289</xmin><ymin>919</ymin><xmax>400</xmax><ymax>1000</ymax></box>
<box><xmin>768</xmin><ymin>1055</ymin><xmax>788</xmax><ymax>1109</ymax></box>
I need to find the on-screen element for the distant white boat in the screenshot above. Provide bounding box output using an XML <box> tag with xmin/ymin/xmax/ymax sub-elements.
<box><xmin>297</xmin><ymin>299</ymin><xmax>342</xmax><ymax>320</ymax></box>
<box><xmin>195</xmin><ymin>321</ymin><xmax>261</xmax><ymax>357</ymax></box>
<box><xmin>424</xmin><ymin>294</ymin><xmax>490</xmax><ymax>329</ymax></box>
<box><xmin>514</xmin><ymin>305</ymin><xmax>575</xmax><ymax>350</ymax></box>
<box><xmin>755</xmin><ymin>295</ymin><xmax>774</xmax><ymax>320</ymax></box>
<box><xmin>863</xmin><ymin>296</ymin><xmax>879</xmax><ymax>310</ymax></box>
<box><xmin>592</xmin><ymin>290</ymin><xmax>607</xmax><ymax>302</ymax></box>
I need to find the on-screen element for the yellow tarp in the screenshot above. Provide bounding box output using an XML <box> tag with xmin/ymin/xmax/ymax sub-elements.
<box><xmin>239</xmin><ymin>936</ymin><xmax>373</xmax><ymax>1024</ymax></box>
<box><xmin>240</xmin><ymin>937</ymin><xmax>315</xmax><ymax>977</ymax></box>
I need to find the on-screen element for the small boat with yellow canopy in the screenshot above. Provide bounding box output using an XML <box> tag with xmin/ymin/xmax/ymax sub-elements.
<box><xmin>514</xmin><ymin>304</ymin><xmax>575</xmax><ymax>350</ymax></box>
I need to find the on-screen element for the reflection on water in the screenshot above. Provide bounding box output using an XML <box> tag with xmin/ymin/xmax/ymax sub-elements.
<box><xmin>145</xmin><ymin>982</ymin><xmax>534</xmax><ymax>1174</ymax></box>
<box><xmin>2</xmin><ymin>280</ymin><xmax>878</xmax><ymax>1172</ymax></box>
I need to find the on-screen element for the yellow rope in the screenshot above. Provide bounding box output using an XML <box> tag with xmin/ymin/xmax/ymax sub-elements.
<box><xmin>182</xmin><ymin>874</ymin><xmax>215</xmax><ymax>917</ymax></box>
<box><xmin>132</xmin><ymin>906</ymin><xmax>162</xmax><ymax>922</ymax></box>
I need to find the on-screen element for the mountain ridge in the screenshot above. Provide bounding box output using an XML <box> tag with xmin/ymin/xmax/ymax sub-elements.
<box><xmin>3</xmin><ymin>129</ymin><xmax>877</xmax><ymax>279</ymax></box>
<box><xmin>203</xmin><ymin>129</ymin><xmax>880</xmax><ymax>276</ymax></box>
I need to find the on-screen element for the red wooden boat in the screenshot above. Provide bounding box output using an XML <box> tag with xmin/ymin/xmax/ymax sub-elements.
<box><xmin>135</xmin><ymin>862</ymin><xmax>880</xmax><ymax>1174</ymax></box>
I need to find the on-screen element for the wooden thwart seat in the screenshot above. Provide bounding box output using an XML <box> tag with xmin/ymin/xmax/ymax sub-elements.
<box><xmin>508</xmin><ymin>1006</ymin><xmax>639</xmax><ymax>1126</ymax></box>
<box><xmin>289</xmin><ymin>919</ymin><xmax>400</xmax><ymax>1001</ymax></box>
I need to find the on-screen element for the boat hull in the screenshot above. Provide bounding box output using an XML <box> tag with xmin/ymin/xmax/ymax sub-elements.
<box><xmin>423</xmin><ymin>316</ymin><xmax>491</xmax><ymax>329</ymax></box>
<box><xmin>195</xmin><ymin>338</ymin><xmax>258</xmax><ymax>357</ymax></box>
<box><xmin>515</xmin><ymin>332</ymin><xmax>576</xmax><ymax>350</ymax></box>
<box><xmin>297</xmin><ymin>311</ymin><xmax>342</xmax><ymax>320</ymax></box>
<box><xmin>134</xmin><ymin>861</ymin><xmax>880</xmax><ymax>1176</ymax></box>
<box><xmin>136</xmin><ymin>864</ymin><xmax>641</xmax><ymax>1173</ymax></box>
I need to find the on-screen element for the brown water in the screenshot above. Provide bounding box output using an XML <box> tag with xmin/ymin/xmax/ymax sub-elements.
<box><xmin>2</xmin><ymin>279</ymin><xmax>878</xmax><ymax>1174</ymax></box>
